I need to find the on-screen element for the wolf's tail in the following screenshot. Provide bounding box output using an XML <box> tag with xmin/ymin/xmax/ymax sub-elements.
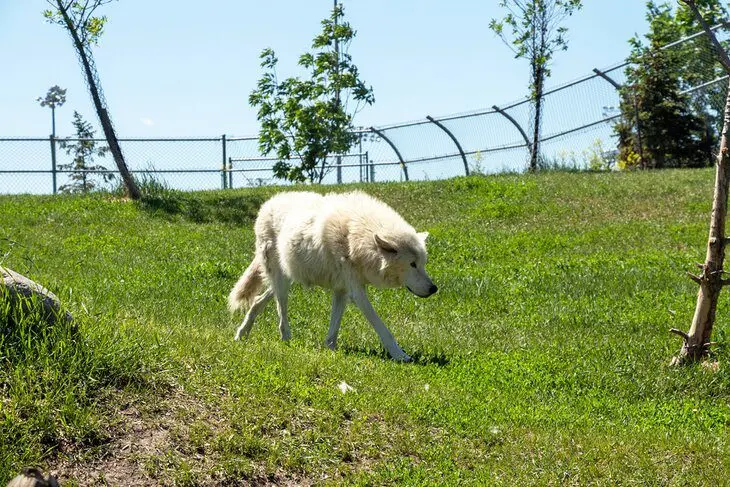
<box><xmin>228</xmin><ymin>254</ymin><xmax>265</xmax><ymax>312</ymax></box>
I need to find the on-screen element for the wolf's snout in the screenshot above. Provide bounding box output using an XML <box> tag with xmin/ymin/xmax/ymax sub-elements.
<box><xmin>409</xmin><ymin>282</ymin><xmax>438</xmax><ymax>298</ymax></box>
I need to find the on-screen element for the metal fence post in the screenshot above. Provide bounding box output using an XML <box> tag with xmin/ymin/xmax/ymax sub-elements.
<box><xmin>221</xmin><ymin>134</ymin><xmax>227</xmax><ymax>189</ymax></box>
<box><xmin>228</xmin><ymin>157</ymin><xmax>233</xmax><ymax>189</ymax></box>
<box><xmin>359</xmin><ymin>149</ymin><xmax>364</xmax><ymax>182</ymax></box>
<box><xmin>367</xmin><ymin>151</ymin><xmax>373</xmax><ymax>182</ymax></box>
<box><xmin>426</xmin><ymin>116</ymin><xmax>469</xmax><ymax>176</ymax></box>
<box><xmin>592</xmin><ymin>67</ymin><xmax>646</xmax><ymax>166</ymax></box>
<box><xmin>491</xmin><ymin>105</ymin><xmax>533</xmax><ymax>163</ymax></box>
<box><xmin>49</xmin><ymin>134</ymin><xmax>57</xmax><ymax>194</ymax></box>
<box><xmin>369</xmin><ymin>127</ymin><xmax>409</xmax><ymax>182</ymax></box>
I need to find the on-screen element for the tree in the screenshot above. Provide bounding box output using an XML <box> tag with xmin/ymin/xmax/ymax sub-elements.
<box><xmin>615</xmin><ymin>1</ymin><xmax>727</xmax><ymax>169</ymax></box>
<box><xmin>615</xmin><ymin>35</ymin><xmax>714</xmax><ymax>169</ymax></box>
<box><xmin>490</xmin><ymin>0</ymin><xmax>582</xmax><ymax>171</ymax></box>
<box><xmin>670</xmin><ymin>0</ymin><xmax>730</xmax><ymax>365</ymax></box>
<box><xmin>58</xmin><ymin>111</ymin><xmax>113</xmax><ymax>193</ymax></box>
<box><xmin>651</xmin><ymin>0</ymin><xmax>728</xmax><ymax>133</ymax></box>
<box><xmin>36</xmin><ymin>85</ymin><xmax>67</xmax><ymax>137</ymax></box>
<box><xmin>249</xmin><ymin>4</ymin><xmax>375</xmax><ymax>183</ymax></box>
<box><xmin>43</xmin><ymin>0</ymin><xmax>140</xmax><ymax>199</ymax></box>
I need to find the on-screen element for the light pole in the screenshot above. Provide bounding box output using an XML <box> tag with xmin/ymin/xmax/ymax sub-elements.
<box><xmin>37</xmin><ymin>86</ymin><xmax>67</xmax><ymax>194</ymax></box>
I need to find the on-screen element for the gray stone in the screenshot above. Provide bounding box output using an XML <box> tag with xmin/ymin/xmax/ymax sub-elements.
<box><xmin>6</xmin><ymin>468</ymin><xmax>60</xmax><ymax>487</ymax></box>
<box><xmin>1</xmin><ymin>266</ymin><xmax>73</xmax><ymax>324</ymax></box>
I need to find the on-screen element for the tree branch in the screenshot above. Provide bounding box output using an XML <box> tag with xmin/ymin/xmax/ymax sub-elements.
<box><xmin>687</xmin><ymin>271</ymin><xmax>703</xmax><ymax>285</ymax></box>
<box><xmin>79</xmin><ymin>0</ymin><xmax>93</xmax><ymax>31</ymax></box>
<box><xmin>670</xmin><ymin>328</ymin><xmax>690</xmax><ymax>341</ymax></box>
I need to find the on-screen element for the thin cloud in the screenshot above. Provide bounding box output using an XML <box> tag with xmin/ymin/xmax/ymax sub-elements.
<box><xmin>140</xmin><ymin>117</ymin><xmax>154</xmax><ymax>126</ymax></box>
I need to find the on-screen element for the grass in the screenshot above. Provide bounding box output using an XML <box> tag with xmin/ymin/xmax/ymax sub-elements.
<box><xmin>1</xmin><ymin>168</ymin><xmax>730</xmax><ymax>485</ymax></box>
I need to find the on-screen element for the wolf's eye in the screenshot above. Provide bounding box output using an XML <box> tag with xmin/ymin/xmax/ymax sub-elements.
<box><xmin>410</xmin><ymin>262</ymin><xmax>417</xmax><ymax>268</ymax></box>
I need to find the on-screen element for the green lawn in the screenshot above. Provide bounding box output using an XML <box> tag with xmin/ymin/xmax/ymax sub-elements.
<box><xmin>1</xmin><ymin>169</ymin><xmax>729</xmax><ymax>485</ymax></box>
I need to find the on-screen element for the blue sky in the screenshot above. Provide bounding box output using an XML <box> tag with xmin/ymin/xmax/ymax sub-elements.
<box><xmin>0</xmin><ymin>1</ymin><xmax>650</xmax><ymax>138</ymax></box>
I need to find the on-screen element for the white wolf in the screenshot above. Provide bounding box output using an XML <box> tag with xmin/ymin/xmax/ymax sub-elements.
<box><xmin>228</xmin><ymin>190</ymin><xmax>437</xmax><ymax>362</ymax></box>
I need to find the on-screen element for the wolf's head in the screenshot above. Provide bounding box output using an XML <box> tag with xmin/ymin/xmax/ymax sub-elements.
<box><xmin>373</xmin><ymin>231</ymin><xmax>437</xmax><ymax>298</ymax></box>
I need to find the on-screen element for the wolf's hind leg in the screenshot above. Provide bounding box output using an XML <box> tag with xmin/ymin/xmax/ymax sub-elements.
<box><xmin>325</xmin><ymin>290</ymin><xmax>348</xmax><ymax>350</ymax></box>
<box><xmin>234</xmin><ymin>288</ymin><xmax>274</xmax><ymax>340</ymax></box>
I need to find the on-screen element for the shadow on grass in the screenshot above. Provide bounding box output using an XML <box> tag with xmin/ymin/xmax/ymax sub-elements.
<box><xmin>340</xmin><ymin>345</ymin><xmax>450</xmax><ymax>366</ymax></box>
<box><xmin>138</xmin><ymin>192</ymin><xmax>265</xmax><ymax>225</ymax></box>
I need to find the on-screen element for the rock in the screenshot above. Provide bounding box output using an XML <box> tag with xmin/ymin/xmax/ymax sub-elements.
<box><xmin>0</xmin><ymin>267</ymin><xmax>73</xmax><ymax>324</ymax></box>
<box><xmin>6</xmin><ymin>468</ymin><xmax>60</xmax><ymax>487</ymax></box>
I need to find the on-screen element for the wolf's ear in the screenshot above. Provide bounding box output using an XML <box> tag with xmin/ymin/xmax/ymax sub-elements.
<box><xmin>417</xmin><ymin>231</ymin><xmax>429</xmax><ymax>243</ymax></box>
<box><xmin>374</xmin><ymin>234</ymin><xmax>397</xmax><ymax>254</ymax></box>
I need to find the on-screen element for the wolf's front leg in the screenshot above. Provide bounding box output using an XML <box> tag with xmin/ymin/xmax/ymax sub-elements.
<box><xmin>272</xmin><ymin>274</ymin><xmax>291</xmax><ymax>341</ymax></box>
<box><xmin>350</xmin><ymin>285</ymin><xmax>412</xmax><ymax>362</ymax></box>
<box><xmin>325</xmin><ymin>290</ymin><xmax>348</xmax><ymax>350</ymax></box>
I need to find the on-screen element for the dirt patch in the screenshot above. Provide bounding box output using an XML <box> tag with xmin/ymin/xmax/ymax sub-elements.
<box><xmin>51</xmin><ymin>393</ymin><xmax>180</xmax><ymax>486</ymax></box>
<box><xmin>49</xmin><ymin>389</ymin><xmax>312</xmax><ymax>486</ymax></box>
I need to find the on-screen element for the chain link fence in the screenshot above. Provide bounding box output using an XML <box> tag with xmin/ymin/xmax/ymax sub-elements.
<box><xmin>2</xmin><ymin>25</ymin><xmax>729</xmax><ymax>194</ymax></box>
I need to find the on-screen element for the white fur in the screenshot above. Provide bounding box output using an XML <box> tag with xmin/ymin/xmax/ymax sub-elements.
<box><xmin>228</xmin><ymin>190</ymin><xmax>437</xmax><ymax>362</ymax></box>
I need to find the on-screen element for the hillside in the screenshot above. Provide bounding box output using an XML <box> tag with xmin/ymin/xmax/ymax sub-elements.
<box><xmin>1</xmin><ymin>169</ymin><xmax>729</xmax><ymax>485</ymax></box>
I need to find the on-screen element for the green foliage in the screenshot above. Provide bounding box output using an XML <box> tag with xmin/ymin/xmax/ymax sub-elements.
<box><xmin>57</xmin><ymin>111</ymin><xmax>113</xmax><ymax>193</ymax></box>
<box><xmin>615</xmin><ymin>1</ymin><xmax>721</xmax><ymax>169</ymax></box>
<box><xmin>42</xmin><ymin>1</ymin><xmax>112</xmax><ymax>46</ymax></box>
<box><xmin>665</xmin><ymin>0</ymin><xmax>729</xmax><ymax>135</ymax></box>
<box><xmin>585</xmin><ymin>138</ymin><xmax>616</xmax><ymax>171</ymax></box>
<box><xmin>655</xmin><ymin>0</ymin><xmax>728</xmax><ymax>120</ymax></box>
<box><xmin>2</xmin><ymin>171</ymin><xmax>730</xmax><ymax>483</ymax></box>
<box><xmin>540</xmin><ymin>138</ymin><xmax>616</xmax><ymax>171</ymax></box>
<box><xmin>249</xmin><ymin>5</ymin><xmax>374</xmax><ymax>183</ymax></box>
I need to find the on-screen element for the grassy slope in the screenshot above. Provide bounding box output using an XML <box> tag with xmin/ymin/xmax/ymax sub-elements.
<box><xmin>1</xmin><ymin>169</ymin><xmax>730</xmax><ymax>485</ymax></box>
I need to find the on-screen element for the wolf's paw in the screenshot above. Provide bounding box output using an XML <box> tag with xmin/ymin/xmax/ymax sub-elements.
<box><xmin>390</xmin><ymin>350</ymin><xmax>412</xmax><ymax>363</ymax></box>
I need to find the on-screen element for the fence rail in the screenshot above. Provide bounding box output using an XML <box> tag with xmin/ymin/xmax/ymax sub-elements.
<box><xmin>2</xmin><ymin>24</ymin><xmax>729</xmax><ymax>194</ymax></box>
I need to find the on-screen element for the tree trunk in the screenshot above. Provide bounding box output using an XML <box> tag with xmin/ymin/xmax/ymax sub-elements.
<box><xmin>530</xmin><ymin>66</ymin><xmax>543</xmax><ymax>172</ymax></box>
<box><xmin>671</xmin><ymin>78</ymin><xmax>730</xmax><ymax>365</ymax></box>
<box><xmin>671</xmin><ymin>0</ymin><xmax>730</xmax><ymax>364</ymax></box>
<box><xmin>56</xmin><ymin>2</ymin><xmax>141</xmax><ymax>200</ymax></box>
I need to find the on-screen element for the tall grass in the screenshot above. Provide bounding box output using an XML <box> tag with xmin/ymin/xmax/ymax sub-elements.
<box><xmin>0</xmin><ymin>286</ymin><xmax>165</xmax><ymax>478</ymax></box>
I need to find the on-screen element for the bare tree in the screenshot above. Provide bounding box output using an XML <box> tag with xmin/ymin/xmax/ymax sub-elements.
<box><xmin>43</xmin><ymin>0</ymin><xmax>140</xmax><ymax>199</ymax></box>
<box><xmin>670</xmin><ymin>0</ymin><xmax>730</xmax><ymax>365</ymax></box>
<box><xmin>490</xmin><ymin>0</ymin><xmax>582</xmax><ymax>171</ymax></box>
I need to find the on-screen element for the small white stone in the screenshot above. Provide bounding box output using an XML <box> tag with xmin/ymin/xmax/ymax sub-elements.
<box><xmin>338</xmin><ymin>381</ymin><xmax>356</xmax><ymax>394</ymax></box>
